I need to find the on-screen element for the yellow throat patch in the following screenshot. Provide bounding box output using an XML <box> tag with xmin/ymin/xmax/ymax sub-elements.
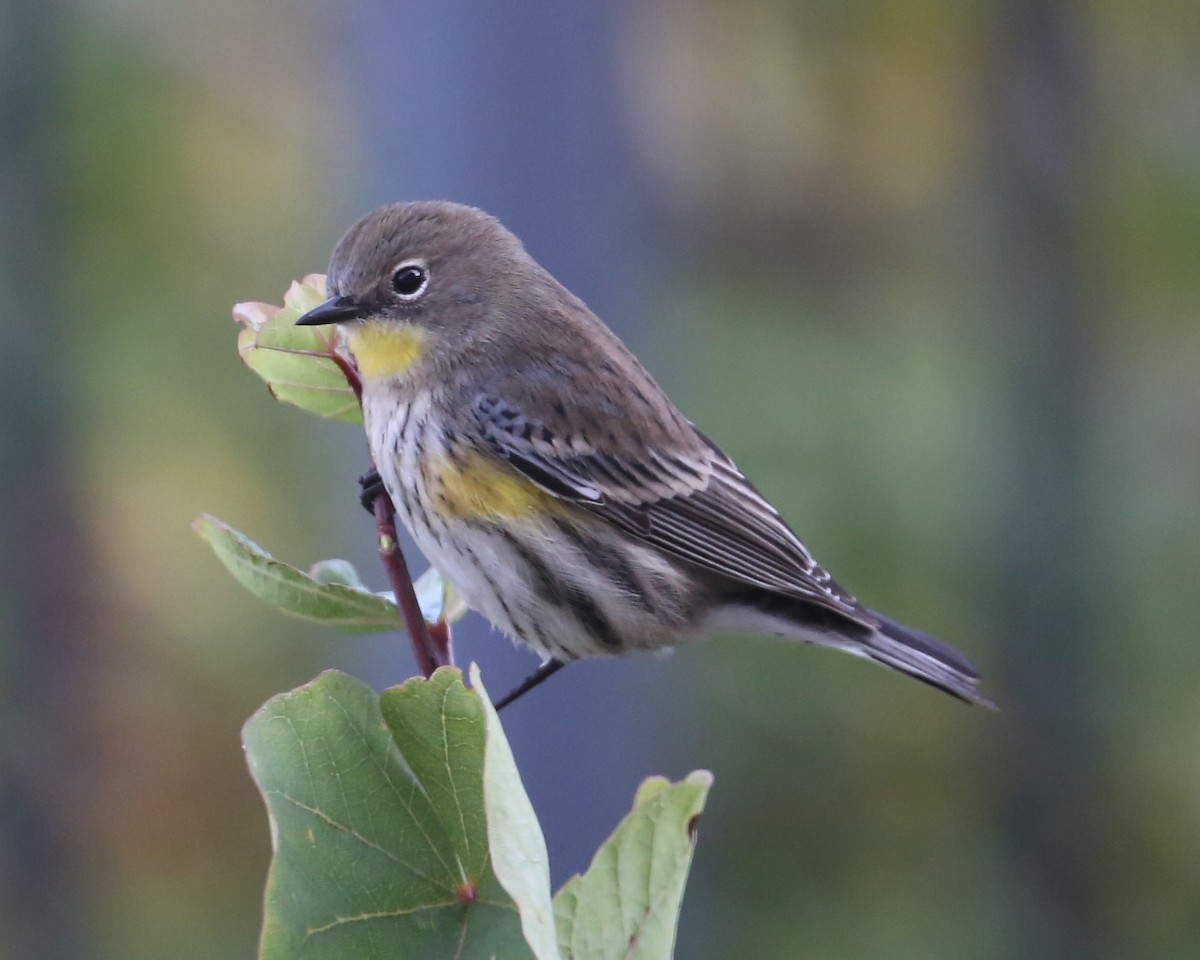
<box><xmin>346</xmin><ymin>320</ymin><xmax>428</xmax><ymax>381</ymax></box>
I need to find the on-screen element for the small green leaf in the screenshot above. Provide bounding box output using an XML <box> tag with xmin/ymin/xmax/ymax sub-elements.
<box><xmin>235</xmin><ymin>274</ymin><xmax>363</xmax><ymax>423</ymax></box>
<box><xmin>552</xmin><ymin>770</ymin><xmax>713</xmax><ymax>960</ymax></box>
<box><xmin>245</xmin><ymin>669</ymin><xmax>539</xmax><ymax>959</ymax></box>
<box><xmin>194</xmin><ymin>514</ymin><xmax>402</xmax><ymax>633</ymax></box>
<box><xmin>414</xmin><ymin>567</ymin><xmax>469</xmax><ymax>625</ymax></box>
<box><xmin>308</xmin><ymin>558</ymin><xmax>365</xmax><ymax>589</ymax></box>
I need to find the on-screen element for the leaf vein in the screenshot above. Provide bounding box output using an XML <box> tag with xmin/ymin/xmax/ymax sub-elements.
<box><xmin>272</xmin><ymin>790</ymin><xmax>450</xmax><ymax>890</ymax></box>
<box><xmin>304</xmin><ymin>901</ymin><xmax>459</xmax><ymax>939</ymax></box>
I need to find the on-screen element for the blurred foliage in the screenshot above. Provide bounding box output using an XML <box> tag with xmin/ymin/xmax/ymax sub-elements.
<box><xmin>1</xmin><ymin>1</ymin><xmax>1198</xmax><ymax>959</ymax></box>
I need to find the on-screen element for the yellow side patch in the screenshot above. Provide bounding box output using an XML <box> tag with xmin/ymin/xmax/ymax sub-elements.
<box><xmin>346</xmin><ymin>320</ymin><xmax>428</xmax><ymax>381</ymax></box>
<box><xmin>432</xmin><ymin>451</ymin><xmax>559</xmax><ymax>521</ymax></box>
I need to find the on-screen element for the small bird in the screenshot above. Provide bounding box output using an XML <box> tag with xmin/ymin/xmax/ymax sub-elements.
<box><xmin>297</xmin><ymin>201</ymin><xmax>992</xmax><ymax>709</ymax></box>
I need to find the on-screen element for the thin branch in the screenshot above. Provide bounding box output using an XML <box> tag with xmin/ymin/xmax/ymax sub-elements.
<box><xmin>370</xmin><ymin>484</ymin><xmax>451</xmax><ymax>677</ymax></box>
<box><xmin>321</xmin><ymin>330</ymin><xmax>363</xmax><ymax>404</ymax></box>
<box><xmin>428</xmin><ymin>619</ymin><xmax>454</xmax><ymax>669</ymax></box>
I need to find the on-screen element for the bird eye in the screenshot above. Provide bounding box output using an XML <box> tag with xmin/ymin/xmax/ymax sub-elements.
<box><xmin>391</xmin><ymin>261</ymin><xmax>429</xmax><ymax>301</ymax></box>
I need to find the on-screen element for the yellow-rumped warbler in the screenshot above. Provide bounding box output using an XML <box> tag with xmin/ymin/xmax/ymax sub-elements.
<box><xmin>297</xmin><ymin>201</ymin><xmax>993</xmax><ymax>709</ymax></box>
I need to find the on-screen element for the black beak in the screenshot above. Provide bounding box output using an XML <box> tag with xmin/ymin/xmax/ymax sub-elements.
<box><xmin>296</xmin><ymin>294</ymin><xmax>367</xmax><ymax>326</ymax></box>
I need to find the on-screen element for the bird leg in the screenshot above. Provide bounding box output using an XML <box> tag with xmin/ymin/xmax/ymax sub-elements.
<box><xmin>493</xmin><ymin>659</ymin><xmax>568</xmax><ymax>711</ymax></box>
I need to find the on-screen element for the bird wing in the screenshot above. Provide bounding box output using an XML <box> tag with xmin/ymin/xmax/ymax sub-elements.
<box><xmin>473</xmin><ymin>395</ymin><xmax>867</xmax><ymax>619</ymax></box>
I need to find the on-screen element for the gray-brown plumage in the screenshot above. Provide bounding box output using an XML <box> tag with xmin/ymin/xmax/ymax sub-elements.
<box><xmin>298</xmin><ymin>201</ymin><xmax>994</xmax><ymax>708</ymax></box>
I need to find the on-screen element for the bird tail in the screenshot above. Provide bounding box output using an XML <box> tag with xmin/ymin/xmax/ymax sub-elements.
<box><xmin>859</xmin><ymin>609</ymin><xmax>996</xmax><ymax>709</ymax></box>
<box><xmin>714</xmin><ymin>591</ymin><xmax>995</xmax><ymax>708</ymax></box>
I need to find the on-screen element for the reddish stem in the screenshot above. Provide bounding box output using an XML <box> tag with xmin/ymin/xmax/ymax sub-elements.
<box><xmin>428</xmin><ymin>619</ymin><xmax>454</xmax><ymax>668</ymax></box>
<box><xmin>322</xmin><ymin>332</ymin><xmax>363</xmax><ymax>404</ymax></box>
<box><xmin>371</xmin><ymin>489</ymin><xmax>449</xmax><ymax>677</ymax></box>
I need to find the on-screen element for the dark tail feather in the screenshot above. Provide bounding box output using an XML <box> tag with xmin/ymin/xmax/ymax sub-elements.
<box><xmin>864</xmin><ymin>610</ymin><xmax>996</xmax><ymax>710</ymax></box>
<box><xmin>720</xmin><ymin>588</ymin><xmax>995</xmax><ymax>708</ymax></box>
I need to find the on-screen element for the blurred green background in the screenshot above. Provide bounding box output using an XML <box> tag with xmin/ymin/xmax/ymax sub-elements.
<box><xmin>2</xmin><ymin>1</ymin><xmax>1198</xmax><ymax>958</ymax></box>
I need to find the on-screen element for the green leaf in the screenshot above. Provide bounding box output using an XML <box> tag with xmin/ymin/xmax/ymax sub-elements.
<box><xmin>245</xmin><ymin>668</ymin><xmax>542</xmax><ymax>960</ymax></box>
<box><xmin>475</xmin><ymin>665</ymin><xmax>561</xmax><ymax>960</ymax></box>
<box><xmin>194</xmin><ymin>513</ymin><xmax>403</xmax><ymax>632</ymax></box>
<box><xmin>234</xmin><ymin>274</ymin><xmax>363</xmax><ymax>423</ymax></box>
<box><xmin>241</xmin><ymin>666</ymin><xmax>710</xmax><ymax>959</ymax></box>
<box><xmin>415</xmin><ymin>567</ymin><xmax>470</xmax><ymax>626</ymax></box>
<box><xmin>308</xmin><ymin>558</ymin><xmax>366</xmax><ymax>589</ymax></box>
<box><xmin>194</xmin><ymin>516</ymin><xmax>466</xmax><ymax>637</ymax></box>
<box><xmin>552</xmin><ymin>771</ymin><xmax>713</xmax><ymax>960</ymax></box>
<box><xmin>194</xmin><ymin>513</ymin><xmax>470</xmax><ymax>633</ymax></box>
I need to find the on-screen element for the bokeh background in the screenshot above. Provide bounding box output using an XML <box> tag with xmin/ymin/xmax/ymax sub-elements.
<box><xmin>2</xmin><ymin>1</ymin><xmax>1198</xmax><ymax>958</ymax></box>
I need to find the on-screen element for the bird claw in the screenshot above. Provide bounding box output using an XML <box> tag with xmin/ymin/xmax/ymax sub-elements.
<box><xmin>358</xmin><ymin>467</ymin><xmax>386</xmax><ymax>514</ymax></box>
